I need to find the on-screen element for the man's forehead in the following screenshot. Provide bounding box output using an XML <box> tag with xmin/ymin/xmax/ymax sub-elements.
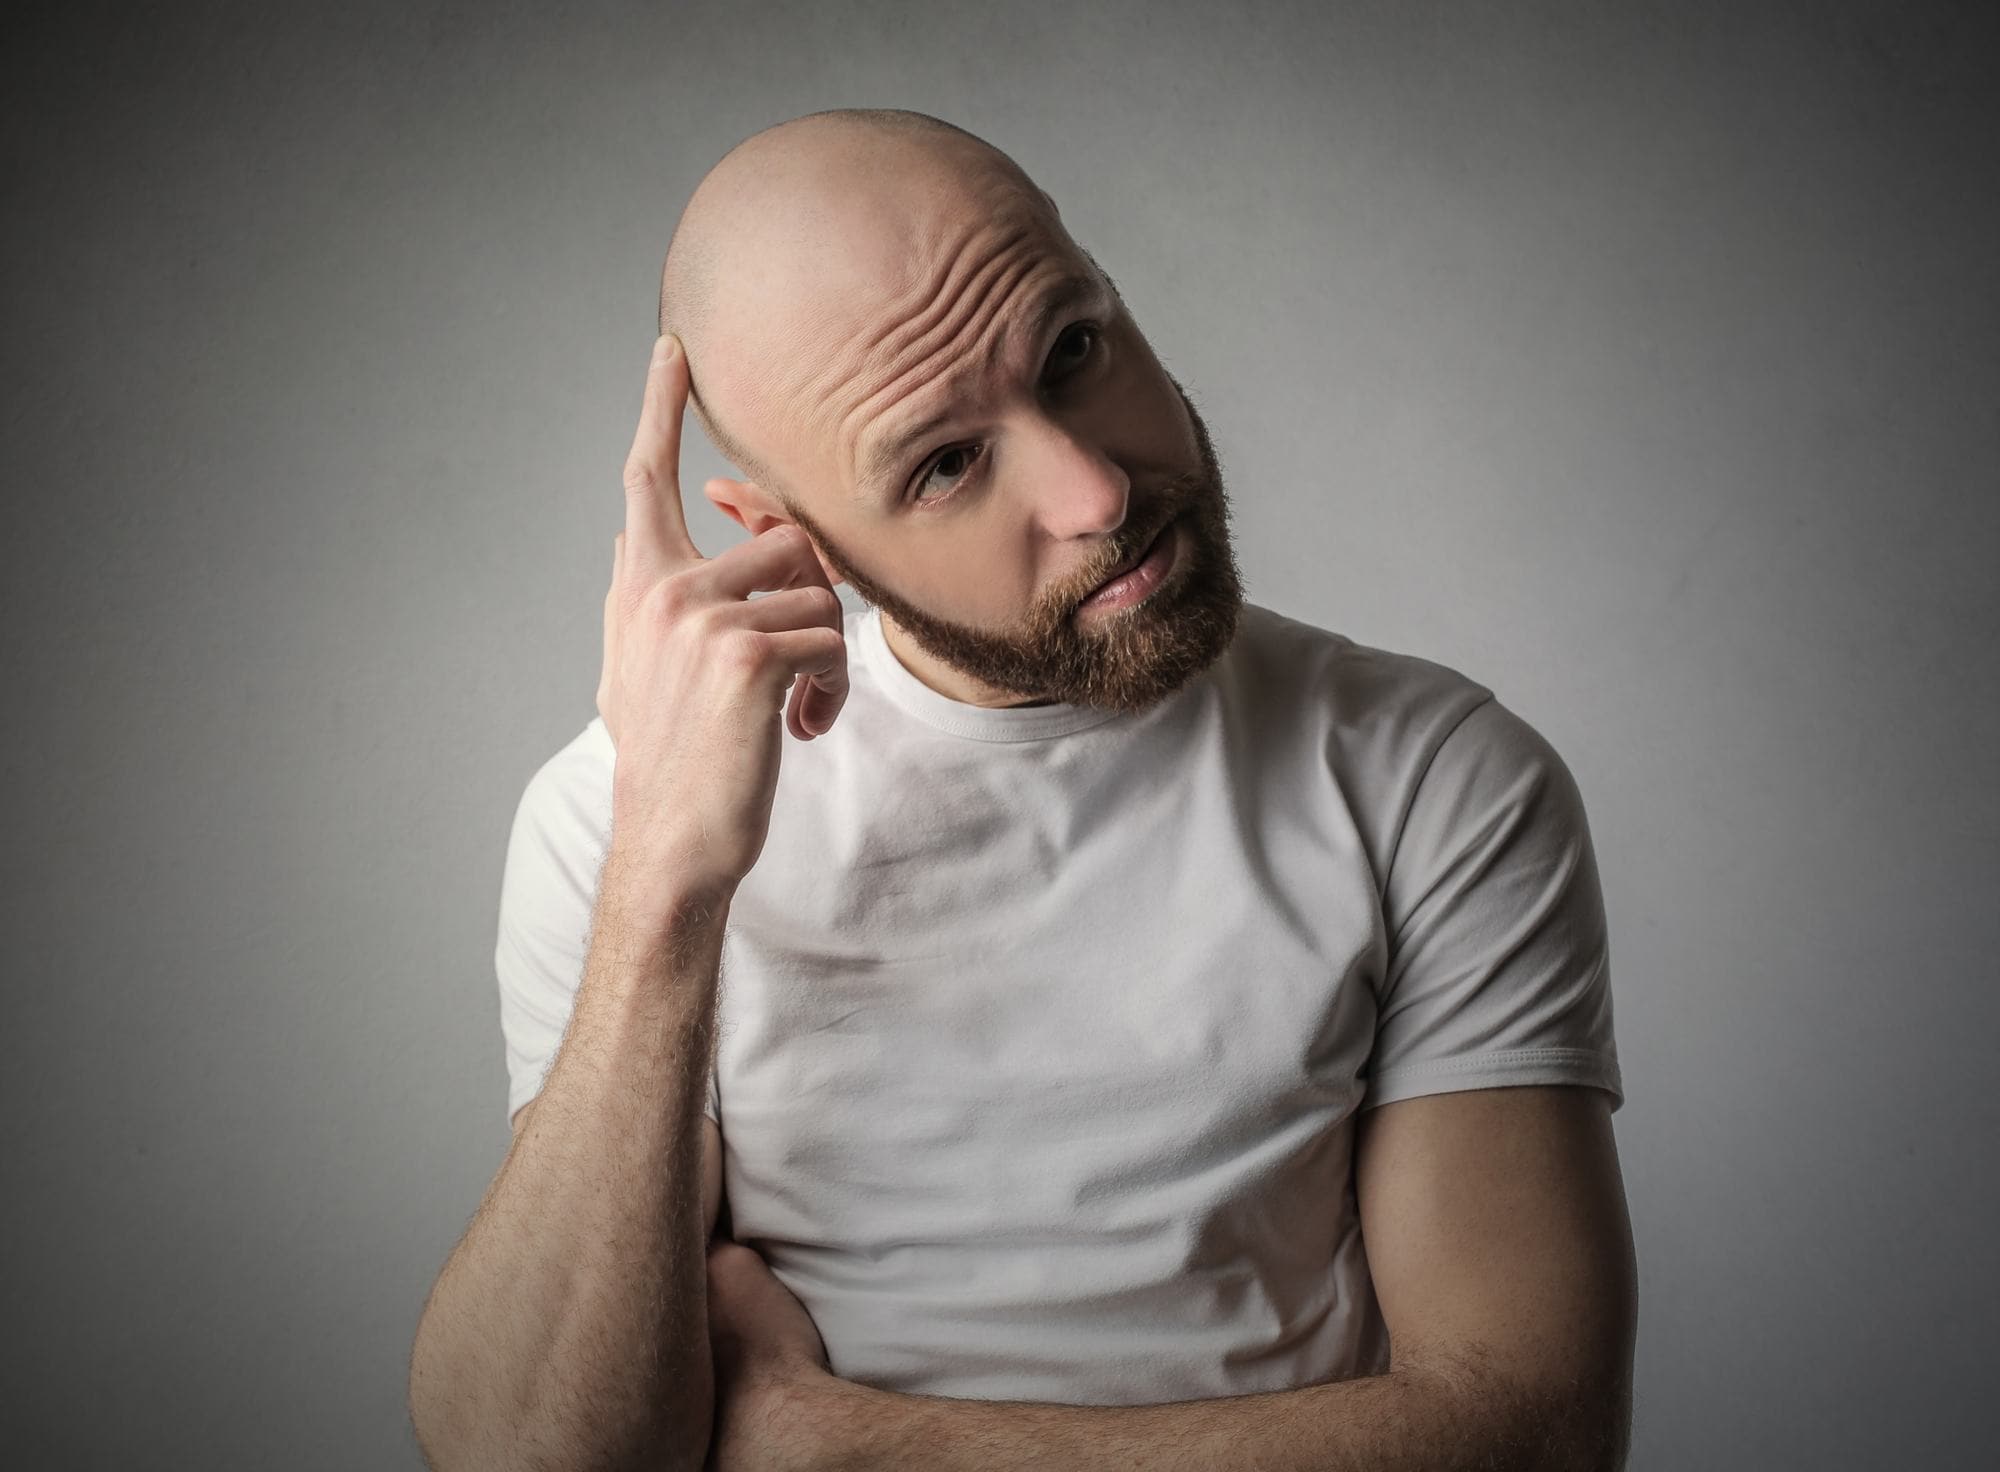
<box><xmin>851</xmin><ymin>267</ymin><xmax>1108</xmax><ymax>491</ymax></box>
<box><xmin>759</xmin><ymin>174</ymin><xmax>1054</xmax><ymax>332</ymax></box>
<box><xmin>713</xmin><ymin>205</ymin><xmax>1089</xmax><ymax>474</ymax></box>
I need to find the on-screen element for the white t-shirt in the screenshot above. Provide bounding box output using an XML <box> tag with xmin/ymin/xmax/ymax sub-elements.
<box><xmin>494</xmin><ymin>601</ymin><xmax>1622</xmax><ymax>1405</ymax></box>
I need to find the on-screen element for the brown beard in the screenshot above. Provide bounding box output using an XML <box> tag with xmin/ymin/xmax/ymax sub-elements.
<box><xmin>786</xmin><ymin>375</ymin><xmax>1245</xmax><ymax>715</ymax></box>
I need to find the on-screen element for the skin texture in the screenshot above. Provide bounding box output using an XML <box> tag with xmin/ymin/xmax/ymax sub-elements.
<box><xmin>659</xmin><ymin>109</ymin><xmax>1246</xmax><ymax>713</ymax></box>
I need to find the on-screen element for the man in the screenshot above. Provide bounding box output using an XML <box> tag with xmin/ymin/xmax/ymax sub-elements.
<box><xmin>409</xmin><ymin>108</ymin><xmax>1636</xmax><ymax>1472</ymax></box>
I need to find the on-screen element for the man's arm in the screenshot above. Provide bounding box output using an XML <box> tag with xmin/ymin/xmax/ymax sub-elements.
<box><xmin>789</xmin><ymin>1083</ymin><xmax>1635</xmax><ymax>1472</ymax></box>
<box><xmin>407</xmin><ymin>876</ymin><xmax>728</xmax><ymax>1472</ymax></box>
<box><xmin>409</xmin><ymin>328</ymin><xmax>848</xmax><ymax>1472</ymax></box>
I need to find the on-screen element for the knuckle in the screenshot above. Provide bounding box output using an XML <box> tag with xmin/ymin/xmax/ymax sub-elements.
<box><xmin>720</xmin><ymin>628</ymin><xmax>769</xmax><ymax>674</ymax></box>
<box><xmin>655</xmin><ymin>571</ymin><xmax>698</xmax><ymax>618</ymax></box>
<box><xmin>621</xmin><ymin>460</ymin><xmax>657</xmax><ymax>498</ymax></box>
<box><xmin>681</xmin><ymin>600</ymin><xmax>724</xmax><ymax>643</ymax></box>
<box><xmin>636</xmin><ymin>578</ymin><xmax>676</xmax><ymax>626</ymax></box>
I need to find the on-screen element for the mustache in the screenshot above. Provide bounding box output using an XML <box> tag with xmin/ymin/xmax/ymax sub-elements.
<box><xmin>1069</xmin><ymin>465</ymin><xmax>1213</xmax><ymax>604</ymax></box>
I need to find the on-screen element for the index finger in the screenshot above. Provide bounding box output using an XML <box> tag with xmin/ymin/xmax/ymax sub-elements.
<box><xmin>620</xmin><ymin>333</ymin><xmax>703</xmax><ymax>580</ymax></box>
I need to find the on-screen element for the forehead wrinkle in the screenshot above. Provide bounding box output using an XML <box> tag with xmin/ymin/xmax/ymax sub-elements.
<box><xmin>839</xmin><ymin>246</ymin><xmax>1061</xmax><ymax>487</ymax></box>
<box><xmin>863</xmin><ymin>263</ymin><xmax>1096</xmax><ymax>492</ymax></box>
<box><xmin>861</xmin><ymin>248</ymin><xmax>1035</xmax><ymax>434</ymax></box>
<box><xmin>855</xmin><ymin>218</ymin><xmax>1032</xmax><ymax>366</ymax></box>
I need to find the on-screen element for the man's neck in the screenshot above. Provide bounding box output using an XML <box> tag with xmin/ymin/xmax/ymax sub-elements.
<box><xmin>877</xmin><ymin>614</ymin><xmax>1057</xmax><ymax>709</ymax></box>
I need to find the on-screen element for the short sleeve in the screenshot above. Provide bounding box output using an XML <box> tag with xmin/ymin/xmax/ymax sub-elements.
<box><xmin>1363</xmin><ymin>696</ymin><xmax>1624</xmax><ymax>1113</ymax></box>
<box><xmin>495</xmin><ymin>726</ymin><xmax>722</xmax><ymax>1128</ymax></box>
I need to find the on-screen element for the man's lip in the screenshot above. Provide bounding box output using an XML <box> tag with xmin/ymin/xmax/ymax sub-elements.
<box><xmin>1088</xmin><ymin>519</ymin><xmax>1171</xmax><ymax>596</ymax></box>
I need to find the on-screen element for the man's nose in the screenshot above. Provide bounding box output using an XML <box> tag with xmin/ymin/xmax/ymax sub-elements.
<box><xmin>1020</xmin><ymin>422</ymin><xmax>1131</xmax><ymax>541</ymax></box>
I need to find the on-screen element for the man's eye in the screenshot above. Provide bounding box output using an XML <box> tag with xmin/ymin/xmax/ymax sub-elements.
<box><xmin>906</xmin><ymin>324</ymin><xmax>1100</xmax><ymax>504</ymax></box>
<box><xmin>914</xmin><ymin>443</ymin><xmax>983</xmax><ymax>502</ymax></box>
<box><xmin>1048</xmin><ymin>322</ymin><xmax>1100</xmax><ymax>379</ymax></box>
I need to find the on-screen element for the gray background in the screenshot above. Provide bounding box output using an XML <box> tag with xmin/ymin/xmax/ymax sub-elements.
<box><xmin>5</xmin><ymin>1</ymin><xmax>1995</xmax><ymax>1466</ymax></box>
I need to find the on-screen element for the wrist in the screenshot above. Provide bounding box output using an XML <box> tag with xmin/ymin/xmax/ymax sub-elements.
<box><xmin>598</xmin><ymin>844</ymin><xmax>738</xmax><ymax>938</ymax></box>
<box><xmin>784</xmin><ymin>1373</ymin><xmax>888</xmax><ymax>1472</ymax></box>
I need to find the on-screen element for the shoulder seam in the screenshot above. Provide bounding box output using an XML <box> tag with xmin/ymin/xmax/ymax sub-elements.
<box><xmin>1377</xmin><ymin>693</ymin><xmax>1496</xmax><ymax>906</ymax></box>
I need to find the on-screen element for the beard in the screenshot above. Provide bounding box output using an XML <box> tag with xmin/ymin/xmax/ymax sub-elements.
<box><xmin>785</xmin><ymin>375</ymin><xmax>1246</xmax><ymax>715</ymax></box>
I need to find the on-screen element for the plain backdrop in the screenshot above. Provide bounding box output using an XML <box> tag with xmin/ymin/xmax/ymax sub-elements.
<box><xmin>4</xmin><ymin>1</ymin><xmax>1995</xmax><ymax>1467</ymax></box>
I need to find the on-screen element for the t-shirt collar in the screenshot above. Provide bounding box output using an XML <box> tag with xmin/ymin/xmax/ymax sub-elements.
<box><xmin>855</xmin><ymin>605</ymin><xmax>1129</xmax><ymax>743</ymax></box>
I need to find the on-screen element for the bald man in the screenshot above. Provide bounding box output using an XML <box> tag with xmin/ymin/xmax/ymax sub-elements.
<box><xmin>410</xmin><ymin>110</ymin><xmax>1636</xmax><ymax>1472</ymax></box>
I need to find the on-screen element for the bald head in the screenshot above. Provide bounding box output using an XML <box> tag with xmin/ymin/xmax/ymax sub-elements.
<box><xmin>644</xmin><ymin>108</ymin><xmax>1240</xmax><ymax>716</ymax></box>
<box><xmin>657</xmin><ymin>108</ymin><xmax>1073</xmax><ymax>505</ymax></box>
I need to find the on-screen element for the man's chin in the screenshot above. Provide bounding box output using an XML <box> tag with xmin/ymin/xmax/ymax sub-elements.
<box><xmin>807</xmin><ymin>497</ymin><xmax>1245</xmax><ymax>714</ymax></box>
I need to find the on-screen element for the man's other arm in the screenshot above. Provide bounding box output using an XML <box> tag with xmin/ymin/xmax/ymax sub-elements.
<box><xmin>795</xmin><ymin>1083</ymin><xmax>1636</xmax><ymax>1472</ymax></box>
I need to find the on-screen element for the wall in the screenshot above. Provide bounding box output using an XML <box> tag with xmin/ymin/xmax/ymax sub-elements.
<box><xmin>3</xmin><ymin>1</ymin><xmax>1994</xmax><ymax>1465</ymax></box>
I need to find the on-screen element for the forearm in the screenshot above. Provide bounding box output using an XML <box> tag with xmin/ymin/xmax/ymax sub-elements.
<box><xmin>807</xmin><ymin>1353</ymin><xmax>1619</xmax><ymax>1472</ymax></box>
<box><xmin>410</xmin><ymin>871</ymin><xmax>730</xmax><ymax>1472</ymax></box>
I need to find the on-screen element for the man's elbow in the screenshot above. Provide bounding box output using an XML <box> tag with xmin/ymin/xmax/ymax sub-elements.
<box><xmin>1569</xmin><ymin>1375</ymin><xmax>1633</xmax><ymax>1472</ymax></box>
<box><xmin>1528</xmin><ymin>1366</ymin><xmax>1632</xmax><ymax>1472</ymax></box>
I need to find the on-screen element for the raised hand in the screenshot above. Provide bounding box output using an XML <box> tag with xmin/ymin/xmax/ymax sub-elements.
<box><xmin>596</xmin><ymin>334</ymin><xmax>849</xmax><ymax>913</ymax></box>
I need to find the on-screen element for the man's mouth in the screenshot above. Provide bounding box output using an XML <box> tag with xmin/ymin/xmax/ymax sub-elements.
<box><xmin>1078</xmin><ymin>515</ymin><xmax>1179</xmax><ymax>613</ymax></box>
<box><xmin>1088</xmin><ymin>521</ymin><xmax>1168</xmax><ymax>596</ymax></box>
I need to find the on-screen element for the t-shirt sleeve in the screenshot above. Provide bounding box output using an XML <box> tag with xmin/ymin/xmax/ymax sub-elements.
<box><xmin>495</xmin><ymin>728</ymin><xmax>722</xmax><ymax>1129</ymax></box>
<box><xmin>1363</xmin><ymin>695</ymin><xmax>1624</xmax><ymax>1113</ymax></box>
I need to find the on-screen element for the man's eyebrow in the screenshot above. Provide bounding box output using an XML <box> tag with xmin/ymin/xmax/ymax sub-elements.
<box><xmin>860</xmin><ymin>272</ymin><xmax>1107</xmax><ymax>495</ymax></box>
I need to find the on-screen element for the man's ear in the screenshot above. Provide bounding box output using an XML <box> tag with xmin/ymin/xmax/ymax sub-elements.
<box><xmin>702</xmin><ymin>477</ymin><xmax>846</xmax><ymax>589</ymax></box>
